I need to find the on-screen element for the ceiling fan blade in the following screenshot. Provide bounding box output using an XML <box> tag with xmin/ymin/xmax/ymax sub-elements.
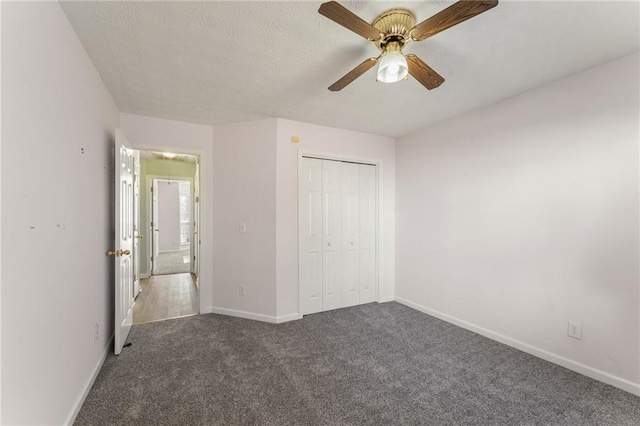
<box><xmin>406</xmin><ymin>54</ymin><xmax>445</xmax><ymax>90</ymax></box>
<box><xmin>328</xmin><ymin>57</ymin><xmax>378</xmax><ymax>91</ymax></box>
<box><xmin>319</xmin><ymin>1</ymin><xmax>382</xmax><ymax>41</ymax></box>
<box><xmin>411</xmin><ymin>0</ymin><xmax>498</xmax><ymax>41</ymax></box>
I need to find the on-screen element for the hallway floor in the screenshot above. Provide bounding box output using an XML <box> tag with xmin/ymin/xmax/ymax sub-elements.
<box><xmin>154</xmin><ymin>248</ymin><xmax>191</xmax><ymax>275</ymax></box>
<box><xmin>133</xmin><ymin>273</ymin><xmax>198</xmax><ymax>324</ymax></box>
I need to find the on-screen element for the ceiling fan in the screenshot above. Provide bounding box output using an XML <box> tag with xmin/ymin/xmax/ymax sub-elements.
<box><xmin>318</xmin><ymin>0</ymin><xmax>498</xmax><ymax>91</ymax></box>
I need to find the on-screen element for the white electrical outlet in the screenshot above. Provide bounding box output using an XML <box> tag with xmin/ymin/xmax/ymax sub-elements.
<box><xmin>239</xmin><ymin>285</ymin><xmax>246</xmax><ymax>296</ymax></box>
<box><xmin>568</xmin><ymin>321</ymin><xmax>582</xmax><ymax>340</ymax></box>
<box><xmin>94</xmin><ymin>324</ymin><xmax>99</xmax><ymax>342</ymax></box>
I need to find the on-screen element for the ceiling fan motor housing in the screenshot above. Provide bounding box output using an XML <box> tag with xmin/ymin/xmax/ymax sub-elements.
<box><xmin>372</xmin><ymin>9</ymin><xmax>416</xmax><ymax>51</ymax></box>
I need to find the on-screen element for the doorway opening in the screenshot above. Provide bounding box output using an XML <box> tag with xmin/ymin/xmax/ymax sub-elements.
<box><xmin>151</xmin><ymin>179</ymin><xmax>192</xmax><ymax>275</ymax></box>
<box><xmin>132</xmin><ymin>150</ymin><xmax>200</xmax><ymax>325</ymax></box>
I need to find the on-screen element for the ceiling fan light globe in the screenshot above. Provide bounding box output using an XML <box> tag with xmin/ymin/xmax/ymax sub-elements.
<box><xmin>376</xmin><ymin>51</ymin><xmax>408</xmax><ymax>83</ymax></box>
<box><xmin>388</xmin><ymin>63</ymin><xmax>400</xmax><ymax>74</ymax></box>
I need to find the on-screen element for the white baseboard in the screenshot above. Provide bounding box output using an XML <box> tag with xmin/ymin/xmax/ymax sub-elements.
<box><xmin>65</xmin><ymin>334</ymin><xmax>114</xmax><ymax>425</ymax></box>
<box><xmin>200</xmin><ymin>306</ymin><xmax>214</xmax><ymax>315</ymax></box>
<box><xmin>202</xmin><ymin>307</ymin><xmax>301</xmax><ymax>324</ymax></box>
<box><xmin>275</xmin><ymin>313</ymin><xmax>303</xmax><ymax>323</ymax></box>
<box><xmin>378</xmin><ymin>295</ymin><xmax>395</xmax><ymax>303</ymax></box>
<box><xmin>207</xmin><ymin>307</ymin><xmax>278</xmax><ymax>323</ymax></box>
<box><xmin>395</xmin><ymin>297</ymin><xmax>640</xmax><ymax>397</ymax></box>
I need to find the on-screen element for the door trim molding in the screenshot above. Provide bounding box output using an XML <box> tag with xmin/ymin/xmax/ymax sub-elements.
<box><xmin>131</xmin><ymin>142</ymin><xmax>207</xmax><ymax>316</ymax></box>
<box><xmin>146</xmin><ymin>175</ymin><xmax>194</xmax><ymax>276</ymax></box>
<box><xmin>297</xmin><ymin>150</ymin><xmax>383</xmax><ymax>316</ymax></box>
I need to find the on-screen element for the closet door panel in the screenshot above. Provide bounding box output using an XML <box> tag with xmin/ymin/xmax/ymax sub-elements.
<box><xmin>342</xmin><ymin>162</ymin><xmax>360</xmax><ymax>307</ymax></box>
<box><xmin>300</xmin><ymin>158</ymin><xmax>323</xmax><ymax>315</ymax></box>
<box><xmin>300</xmin><ymin>157</ymin><xmax>377</xmax><ymax>316</ymax></box>
<box><xmin>359</xmin><ymin>164</ymin><xmax>376</xmax><ymax>304</ymax></box>
<box><xmin>322</xmin><ymin>160</ymin><xmax>342</xmax><ymax>311</ymax></box>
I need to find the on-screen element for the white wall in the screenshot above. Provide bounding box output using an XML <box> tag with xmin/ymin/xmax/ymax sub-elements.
<box><xmin>276</xmin><ymin>119</ymin><xmax>396</xmax><ymax>319</ymax></box>
<box><xmin>120</xmin><ymin>113</ymin><xmax>214</xmax><ymax>311</ymax></box>
<box><xmin>209</xmin><ymin>117</ymin><xmax>396</xmax><ymax>322</ymax></box>
<box><xmin>212</xmin><ymin>119</ymin><xmax>278</xmax><ymax>319</ymax></box>
<box><xmin>1</xmin><ymin>2</ymin><xmax>120</xmax><ymax>424</ymax></box>
<box><xmin>395</xmin><ymin>53</ymin><xmax>640</xmax><ymax>394</ymax></box>
<box><xmin>157</xmin><ymin>181</ymin><xmax>181</xmax><ymax>252</ymax></box>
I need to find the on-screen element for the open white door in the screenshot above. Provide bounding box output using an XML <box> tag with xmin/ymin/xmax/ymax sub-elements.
<box><xmin>113</xmin><ymin>130</ymin><xmax>135</xmax><ymax>355</ymax></box>
<box><xmin>151</xmin><ymin>179</ymin><xmax>160</xmax><ymax>274</ymax></box>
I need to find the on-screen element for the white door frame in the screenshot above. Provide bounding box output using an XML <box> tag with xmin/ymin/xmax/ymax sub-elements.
<box><xmin>192</xmin><ymin>161</ymin><xmax>201</xmax><ymax>279</ymax></box>
<box><xmin>297</xmin><ymin>150</ymin><xmax>382</xmax><ymax>315</ymax></box>
<box><xmin>132</xmin><ymin>143</ymin><xmax>207</xmax><ymax>315</ymax></box>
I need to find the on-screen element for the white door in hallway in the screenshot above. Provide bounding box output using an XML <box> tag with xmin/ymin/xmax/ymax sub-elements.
<box><xmin>151</xmin><ymin>179</ymin><xmax>160</xmax><ymax>274</ymax></box>
<box><xmin>114</xmin><ymin>130</ymin><xmax>135</xmax><ymax>355</ymax></box>
<box><xmin>299</xmin><ymin>157</ymin><xmax>377</xmax><ymax>316</ymax></box>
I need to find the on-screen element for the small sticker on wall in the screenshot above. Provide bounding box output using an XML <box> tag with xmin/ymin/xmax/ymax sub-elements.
<box><xmin>291</xmin><ymin>136</ymin><xmax>300</xmax><ymax>143</ymax></box>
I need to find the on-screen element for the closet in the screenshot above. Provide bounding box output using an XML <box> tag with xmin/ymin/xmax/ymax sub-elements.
<box><xmin>299</xmin><ymin>157</ymin><xmax>377</xmax><ymax>315</ymax></box>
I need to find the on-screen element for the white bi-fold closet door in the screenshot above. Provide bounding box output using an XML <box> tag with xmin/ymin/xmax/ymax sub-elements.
<box><xmin>300</xmin><ymin>157</ymin><xmax>376</xmax><ymax>316</ymax></box>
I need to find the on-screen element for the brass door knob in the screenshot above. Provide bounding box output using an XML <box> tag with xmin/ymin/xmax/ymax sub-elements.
<box><xmin>136</xmin><ymin>235</ymin><xmax>144</xmax><ymax>239</ymax></box>
<box><xmin>107</xmin><ymin>250</ymin><xmax>119</xmax><ymax>257</ymax></box>
<box><xmin>121</xmin><ymin>250</ymin><xmax>131</xmax><ymax>256</ymax></box>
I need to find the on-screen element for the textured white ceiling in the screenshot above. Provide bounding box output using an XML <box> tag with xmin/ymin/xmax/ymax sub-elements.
<box><xmin>60</xmin><ymin>1</ymin><xmax>639</xmax><ymax>138</ymax></box>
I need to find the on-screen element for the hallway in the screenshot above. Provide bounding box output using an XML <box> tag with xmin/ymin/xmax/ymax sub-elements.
<box><xmin>133</xmin><ymin>273</ymin><xmax>198</xmax><ymax>324</ymax></box>
<box><xmin>154</xmin><ymin>248</ymin><xmax>191</xmax><ymax>275</ymax></box>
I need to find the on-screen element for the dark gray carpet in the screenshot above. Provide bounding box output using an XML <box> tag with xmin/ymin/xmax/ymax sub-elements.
<box><xmin>75</xmin><ymin>302</ymin><xmax>640</xmax><ymax>425</ymax></box>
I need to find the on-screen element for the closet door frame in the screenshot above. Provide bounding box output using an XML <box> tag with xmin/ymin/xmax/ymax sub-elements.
<box><xmin>298</xmin><ymin>150</ymin><xmax>381</xmax><ymax>315</ymax></box>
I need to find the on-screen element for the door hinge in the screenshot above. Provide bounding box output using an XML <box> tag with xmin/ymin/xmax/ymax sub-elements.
<box><xmin>150</xmin><ymin>221</ymin><xmax>153</xmax><ymax>227</ymax></box>
<box><xmin>150</xmin><ymin>256</ymin><xmax>153</xmax><ymax>262</ymax></box>
<box><xmin>150</xmin><ymin>186</ymin><xmax>153</xmax><ymax>193</ymax></box>
<box><xmin>193</xmin><ymin>255</ymin><xmax>196</xmax><ymax>261</ymax></box>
